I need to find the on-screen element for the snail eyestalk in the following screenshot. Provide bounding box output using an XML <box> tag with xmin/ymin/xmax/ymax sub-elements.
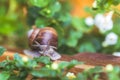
<box><xmin>33</xmin><ymin>41</ymin><xmax>61</xmax><ymax>60</ymax></box>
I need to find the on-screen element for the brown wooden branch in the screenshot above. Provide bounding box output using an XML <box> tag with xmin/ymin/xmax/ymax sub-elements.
<box><xmin>1</xmin><ymin>51</ymin><xmax>120</xmax><ymax>80</ymax></box>
<box><xmin>60</xmin><ymin>53</ymin><xmax>120</xmax><ymax>66</ymax></box>
<box><xmin>1</xmin><ymin>51</ymin><xmax>120</xmax><ymax>67</ymax></box>
<box><xmin>59</xmin><ymin>53</ymin><xmax>120</xmax><ymax>75</ymax></box>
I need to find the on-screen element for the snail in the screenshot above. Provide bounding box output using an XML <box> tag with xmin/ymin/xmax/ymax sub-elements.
<box><xmin>24</xmin><ymin>27</ymin><xmax>61</xmax><ymax>60</ymax></box>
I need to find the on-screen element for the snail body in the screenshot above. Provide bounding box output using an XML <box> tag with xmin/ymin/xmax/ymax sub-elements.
<box><xmin>24</xmin><ymin>27</ymin><xmax>61</xmax><ymax>60</ymax></box>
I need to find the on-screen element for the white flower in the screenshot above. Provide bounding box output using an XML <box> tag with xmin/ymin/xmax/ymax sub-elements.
<box><xmin>85</xmin><ymin>17</ymin><xmax>94</xmax><ymax>26</ymax></box>
<box><xmin>66</xmin><ymin>72</ymin><xmax>76</xmax><ymax>79</ymax></box>
<box><xmin>113</xmin><ymin>52</ymin><xmax>120</xmax><ymax>57</ymax></box>
<box><xmin>51</xmin><ymin>63</ymin><xmax>58</xmax><ymax>70</ymax></box>
<box><xmin>22</xmin><ymin>56</ymin><xmax>29</xmax><ymax>62</ymax></box>
<box><xmin>102</xmin><ymin>32</ymin><xmax>118</xmax><ymax>47</ymax></box>
<box><xmin>105</xmin><ymin>64</ymin><xmax>113</xmax><ymax>72</ymax></box>
<box><xmin>94</xmin><ymin>11</ymin><xmax>114</xmax><ymax>33</ymax></box>
<box><xmin>92</xmin><ymin>1</ymin><xmax>97</xmax><ymax>9</ymax></box>
<box><xmin>46</xmin><ymin>65</ymin><xmax>50</xmax><ymax>68</ymax></box>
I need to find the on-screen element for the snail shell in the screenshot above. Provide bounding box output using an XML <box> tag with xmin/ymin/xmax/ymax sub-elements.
<box><xmin>25</xmin><ymin>27</ymin><xmax>61</xmax><ymax>60</ymax></box>
<box><xmin>28</xmin><ymin>27</ymin><xmax>58</xmax><ymax>50</ymax></box>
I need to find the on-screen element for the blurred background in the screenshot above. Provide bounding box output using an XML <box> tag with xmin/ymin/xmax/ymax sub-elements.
<box><xmin>1</xmin><ymin>0</ymin><xmax>120</xmax><ymax>55</ymax></box>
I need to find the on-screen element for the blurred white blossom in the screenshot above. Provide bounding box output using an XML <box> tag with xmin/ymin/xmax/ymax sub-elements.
<box><xmin>94</xmin><ymin>11</ymin><xmax>114</xmax><ymax>33</ymax></box>
<box><xmin>102</xmin><ymin>32</ymin><xmax>118</xmax><ymax>47</ymax></box>
<box><xmin>51</xmin><ymin>63</ymin><xmax>58</xmax><ymax>70</ymax></box>
<box><xmin>85</xmin><ymin>17</ymin><xmax>94</xmax><ymax>26</ymax></box>
<box><xmin>113</xmin><ymin>52</ymin><xmax>120</xmax><ymax>57</ymax></box>
<box><xmin>105</xmin><ymin>64</ymin><xmax>113</xmax><ymax>72</ymax></box>
<box><xmin>92</xmin><ymin>0</ymin><xmax>97</xmax><ymax>9</ymax></box>
<box><xmin>22</xmin><ymin>56</ymin><xmax>29</xmax><ymax>62</ymax></box>
<box><xmin>66</xmin><ymin>72</ymin><xmax>76</xmax><ymax>79</ymax></box>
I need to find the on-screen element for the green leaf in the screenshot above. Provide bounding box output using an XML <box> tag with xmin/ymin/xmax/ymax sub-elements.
<box><xmin>0</xmin><ymin>71</ymin><xmax>10</xmax><ymax>80</ymax></box>
<box><xmin>0</xmin><ymin>61</ymin><xmax>7</xmax><ymax>67</ymax></box>
<box><xmin>78</xmin><ymin>42</ymin><xmax>96</xmax><ymax>52</ymax></box>
<box><xmin>35</xmin><ymin>56</ymin><xmax>51</xmax><ymax>64</ymax></box>
<box><xmin>58</xmin><ymin>13</ymin><xmax>71</xmax><ymax>23</ymax></box>
<box><xmin>14</xmin><ymin>53</ymin><xmax>22</xmax><ymax>61</ymax></box>
<box><xmin>88</xmin><ymin>66</ymin><xmax>103</xmax><ymax>73</ymax></box>
<box><xmin>0</xmin><ymin>23</ymin><xmax>16</xmax><ymax>35</ymax></box>
<box><xmin>25</xmin><ymin>59</ymin><xmax>37</xmax><ymax>68</ymax></box>
<box><xmin>29</xmin><ymin>0</ymin><xmax>50</xmax><ymax>7</ymax></box>
<box><xmin>66</xmin><ymin>38</ymin><xmax>78</xmax><ymax>47</ymax></box>
<box><xmin>58</xmin><ymin>60</ymin><xmax>83</xmax><ymax>69</ymax></box>
<box><xmin>39</xmin><ymin>2</ymin><xmax>61</xmax><ymax>17</ymax></box>
<box><xmin>14</xmin><ymin>53</ymin><xmax>24</xmax><ymax>67</ymax></box>
<box><xmin>35</xmin><ymin>18</ymin><xmax>48</xmax><ymax>28</ymax></box>
<box><xmin>112</xmin><ymin>0</ymin><xmax>120</xmax><ymax>5</ymax></box>
<box><xmin>58</xmin><ymin>61</ymin><xmax>69</xmax><ymax>69</ymax></box>
<box><xmin>93</xmin><ymin>74</ymin><xmax>99</xmax><ymax>80</ymax></box>
<box><xmin>67</xmin><ymin>60</ymin><xmax>83</xmax><ymax>69</ymax></box>
<box><xmin>72</xmin><ymin>18</ymin><xmax>86</xmax><ymax>31</ymax></box>
<box><xmin>61</xmin><ymin>77</ymin><xmax>69</xmax><ymax>80</ymax></box>
<box><xmin>49</xmin><ymin>1</ymin><xmax>61</xmax><ymax>14</ymax></box>
<box><xmin>31</xmin><ymin>67</ymin><xmax>57</xmax><ymax>77</ymax></box>
<box><xmin>113</xmin><ymin>66</ymin><xmax>120</xmax><ymax>73</ymax></box>
<box><xmin>0</xmin><ymin>46</ymin><xmax>6</xmax><ymax>56</ymax></box>
<box><xmin>66</xmin><ymin>30</ymin><xmax>83</xmax><ymax>47</ymax></box>
<box><xmin>76</xmin><ymin>73</ymin><xmax>87</xmax><ymax>80</ymax></box>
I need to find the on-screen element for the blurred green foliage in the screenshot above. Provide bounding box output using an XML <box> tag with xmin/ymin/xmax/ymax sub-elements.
<box><xmin>0</xmin><ymin>0</ymin><xmax>28</xmax><ymax>49</ymax></box>
<box><xmin>0</xmin><ymin>46</ymin><xmax>6</xmax><ymax>56</ymax></box>
<box><xmin>0</xmin><ymin>48</ymin><xmax>120</xmax><ymax>80</ymax></box>
<box><xmin>1</xmin><ymin>0</ymin><xmax>120</xmax><ymax>54</ymax></box>
<box><xmin>95</xmin><ymin>0</ymin><xmax>120</xmax><ymax>10</ymax></box>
